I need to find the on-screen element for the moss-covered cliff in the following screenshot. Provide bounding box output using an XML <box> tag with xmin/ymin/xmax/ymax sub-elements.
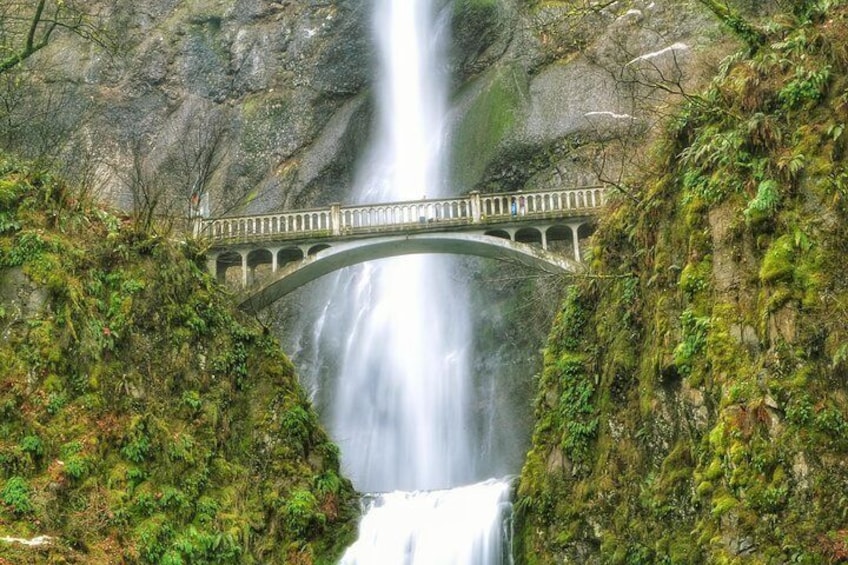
<box><xmin>516</xmin><ymin>3</ymin><xmax>848</xmax><ymax>563</ymax></box>
<box><xmin>0</xmin><ymin>156</ymin><xmax>357</xmax><ymax>563</ymax></box>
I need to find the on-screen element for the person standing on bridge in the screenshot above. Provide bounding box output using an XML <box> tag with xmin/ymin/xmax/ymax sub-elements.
<box><xmin>511</xmin><ymin>197</ymin><xmax>517</xmax><ymax>217</ymax></box>
<box><xmin>518</xmin><ymin>194</ymin><xmax>526</xmax><ymax>216</ymax></box>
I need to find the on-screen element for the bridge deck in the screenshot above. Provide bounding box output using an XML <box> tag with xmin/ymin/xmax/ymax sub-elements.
<box><xmin>196</xmin><ymin>186</ymin><xmax>605</xmax><ymax>247</ymax></box>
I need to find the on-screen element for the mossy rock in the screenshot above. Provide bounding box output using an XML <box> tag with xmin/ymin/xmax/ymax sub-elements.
<box><xmin>0</xmin><ymin>156</ymin><xmax>359</xmax><ymax>564</ymax></box>
<box><xmin>449</xmin><ymin>63</ymin><xmax>527</xmax><ymax>191</ymax></box>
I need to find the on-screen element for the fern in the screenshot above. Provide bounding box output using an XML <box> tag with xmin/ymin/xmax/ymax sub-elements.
<box><xmin>777</xmin><ymin>151</ymin><xmax>806</xmax><ymax>180</ymax></box>
<box><xmin>744</xmin><ymin>179</ymin><xmax>781</xmax><ymax>220</ymax></box>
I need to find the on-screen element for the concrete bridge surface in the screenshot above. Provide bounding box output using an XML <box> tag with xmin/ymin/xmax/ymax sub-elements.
<box><xmin>195</xmin><ymin>186</ymin><xmax>605</xmax><ymax>311</ymax></box>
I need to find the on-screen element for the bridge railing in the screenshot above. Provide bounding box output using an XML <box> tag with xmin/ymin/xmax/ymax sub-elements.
<box><xmin>197</xmin><ymin>186</ymin><xmax>605</xmax><ymax>243</ymax></box>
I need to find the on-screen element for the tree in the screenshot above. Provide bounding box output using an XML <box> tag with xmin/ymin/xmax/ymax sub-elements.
<box><xmin>0</xmin><ymin>0</ymin><xmax>109</xmax><ymax>75</ymax></box>
<box><xmin>118</xmin><ymin>106</ymin><xmax>231</xmax><ymax>235</ymax></box>
<box><xmin>0</xmin><ymin>1</ymin><xmax>112</xmax><ymax>171</ymax></box>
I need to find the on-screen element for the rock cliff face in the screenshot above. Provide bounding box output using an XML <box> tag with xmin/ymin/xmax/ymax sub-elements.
<box><xmin>4</xmin><ymin>0</ymin><xmax>374</xmax><ymax>214</ymax></box>
<box><xmin>514</xmin><ymin>3</ymin><xmax>848</xmax><ymax>562</ymax></box>
<box><xmin>4</xmin><ymin>0</ymin><xmax>724</xmax><ymax>216</ymax></box>
<box><xmin>448</xmin><ymin>0</ymin><xmax>724</xmax><ymax>194</ymax></box>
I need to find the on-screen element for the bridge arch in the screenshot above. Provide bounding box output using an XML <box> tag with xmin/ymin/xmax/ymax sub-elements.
<box><xmin>237</xmin><ymin>232</ymin><xmax>582</xmax><ymax>312</ymax></box>
<box><xmin>248</xmin><ymin>248</ymin><xmax>271</xmax><ymax>265</ymax></box>
<box><xmin>215</xmin><ymin>251</ymin><xmax>244</xmax><ymax>286</ymax></box>
<box><xmin>246</xmin><ymin>249</ymin><xmax>272</xmax><ymax>286</ymax></box>
<box><xmin>545</xmin><ymin>224</ymin><xmax>575</xmax><ymax>257</ymax></box>
<box><xmin>308</xmin><ymin>243</ymin><xmax>331</xmax><ymax>255</ymax></box>
<box><xmin>515</xmin><ymin>227</ymin><xmax>542</xmax><ymax>246</ymax></box>
<box><xmin>577</xmin><ymin>222</ymin><xmax>596</xmax><ymax>239</ymax></box>
<box><xmin>484</xmin><ymin>229</ymin><xmax>511</xmax><ymax>240</ymax></box>
<box><xmin>278</xmin><ymin>247</ymin><xmax>304</xmax><ymax>267</ymax></box>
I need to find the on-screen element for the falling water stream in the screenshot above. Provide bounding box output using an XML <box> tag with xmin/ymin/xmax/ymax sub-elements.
<box><xmin>301</xmin><ymin>0</ymin><xmax>514</xmax><ymax>562</ymax></box>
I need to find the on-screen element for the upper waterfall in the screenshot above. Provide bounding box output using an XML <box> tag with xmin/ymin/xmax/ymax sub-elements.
<box><xmin>318</xmin><ymin>0</ymin><xmax>475</xmax><ymax>493</ymax></box>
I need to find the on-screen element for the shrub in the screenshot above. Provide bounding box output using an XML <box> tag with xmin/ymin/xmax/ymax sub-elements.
<box><xmin>1</xmin><ymin>476</ymin><xmax>32</xmax><ymax>514</ymax></box>
<box><xmin>20</xmin><ymin>435</ymin><xmax>43</xmax><ymax>456</ymax></box>
<box><xmin>284</xmin><ymin>489</ymin><xmax>324</xmax><ymax>537</ymax></box>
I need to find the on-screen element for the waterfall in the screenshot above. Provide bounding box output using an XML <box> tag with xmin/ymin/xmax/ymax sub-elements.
<box><xmin>299</xmin><ymin>0</ymin><xmax>514</xmax><ymax>562</ymax></box>
<box><xmin>322</xmin><ymin>0</ymin><xmax>475</xmax><ymax>493</ymax></box>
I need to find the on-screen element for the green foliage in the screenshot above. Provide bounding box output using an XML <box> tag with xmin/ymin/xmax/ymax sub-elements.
<box><xmin>0</xmin><ymin>211</ymin><xmax>20</xmax><ymax>234</ymax></box>
<box><xmin>314</xmin><ymin>471</ymin><xmax>342</xmax><ymax>497</ymax></box>
<box><xmin>122</xmin><ymin>432</ymin><xmax>152</xmax><ymax>464</ymax></box>
<box><xmin>1</xmin><ymin>476</ymin><xmax>32</xmax><ymax>513</ymax></box>
<box><xmin>0</xmin><ymin>154</ymin><xmax>357</xmax><ymax>562</ymax></box>
<box><xmin>284</xmin><ymin>489</ymin><xmax>325</xmax><ymax>537</ymax></box>
<box><xmin>181</xmin><ymin>390</ymin><xmax>202</xmax><ymax>412</ymax></box>
<box><xmin>20</xmin><ymin>435</ymin><xmax>43</xmax><ymax>456</ymax></box>
<box><xmin>551</xmin><ymin>286</ymin><xmax>589</xmax><ymax>352</ymax></box>
<box><xmin>744</xmin><ymin>179</ymin><xmax>780</xmax><ymax>223</ymax></box>
<box><xmin>518</xmin><ymin>6</ymin><xmax>848</xmax><ymax>563</ymax></box>
<box><xmin>778</xmin><ymin>66</ymin><xmax>831</xmax><ymax>108</ymax></box>
<box><xmin>673</xmin><ymin>309</ymin><xmax>710</xmax><ymax>375</ymax></box>
<box><xmin>3</xmin><ymin>230</ymin><xmax>49</xmax><ymax>267</ymax></box>
<box><xmin>46</xmin><ymin>391</ymin><xmax>67</xmax><ymax>414</ymax></box>
<box><xmin>282</xmin><ymin>404</ymin><xmax>314</xmax><ymax>448</ymax></box>
<box><xmin>61</xmin><ymin>441</ymin><xmax>90</xmax><ymax>480</ymax></box>
<box><xmin>555</xmin><ymin>355</ymin><xmax>598</xmax><ymax>464</ymax></box>
<box><xmin>136</xmin><ymin>514</ymin><xmax>173</xmax><ymax>562</ymax></box>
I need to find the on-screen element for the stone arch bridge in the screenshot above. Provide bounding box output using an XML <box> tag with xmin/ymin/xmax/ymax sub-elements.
<box><xmin>195</xmin><ymin>187</ymin><xmax>605</xmax><ymax>312</ymax></box>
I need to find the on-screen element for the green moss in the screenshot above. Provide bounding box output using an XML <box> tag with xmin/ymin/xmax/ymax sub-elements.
<box><xmin>760</xmin><ymin>235</ymin><xmax>795</xmax><ymax>283</ymax></box>
<box><xmin>516</xmin><ymin>6</ymin><xmax>848</xmax><ymax>563</ymax></box>
<box><xmin>679</xmin><ymin>257</ymin><xmax>712</xmax><ymax>297</ymax></box>
<box><xmin>710</xmin><ymin>492</ymin><xmax>739</xmax><ymax>517</ymax></box>
<box><xmin>744</xmin><ymin>179</ymin><xmax>781</xmax><ymax>225</ymax></box>
<box><xmin>450</xmin><ymin>63</ymin><xmax>527</xmax><ymax>190</ymax></box>
<box><xmin>0</xmin><ymin>156</ymin><xmax>358</xmax><ymax>563</ymax></box>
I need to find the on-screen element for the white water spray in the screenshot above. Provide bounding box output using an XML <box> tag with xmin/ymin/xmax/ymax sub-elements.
<box><xmin>340</xmin><ymin>480</ymin><xmax>513</xmax><ymax>565</ymax></box>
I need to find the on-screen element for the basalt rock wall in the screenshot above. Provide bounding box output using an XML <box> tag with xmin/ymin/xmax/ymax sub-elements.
<box><xmin>4</xmin><ymin>0</ymin><xmax>730</xmax><ymax>216</ymax></box>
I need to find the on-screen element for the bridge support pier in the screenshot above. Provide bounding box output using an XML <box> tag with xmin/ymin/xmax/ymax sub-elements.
<box><xmin>331</xmin><ymin>203</ymin><xmax>342</xmax><ymax>236</ymax></box>
<box><xmin>269</xmin><ymin>247</ymin><xmax>283</xmax><ymax>274</ymax></box>
<box><xmin>568</xmin><ymin>222</ymin><xmax>582</xmax><ymax>262</ymax></box>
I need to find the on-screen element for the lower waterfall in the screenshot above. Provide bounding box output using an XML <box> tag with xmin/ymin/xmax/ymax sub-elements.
<box><xmin>340</xmin><ymin>479</ymin><xmax>513</xmax><ymax>565</ymax></box>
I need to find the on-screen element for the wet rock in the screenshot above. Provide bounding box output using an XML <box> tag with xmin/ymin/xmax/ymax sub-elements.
<box><xmin>450</xmin><ymin>0</ymin><xmax>514</xmax><ymax>78</ymax></box>
<box><xmin>0</xmin><ymin>268</ymin><xmax>47</xmax><ymax>329</ymax></box>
